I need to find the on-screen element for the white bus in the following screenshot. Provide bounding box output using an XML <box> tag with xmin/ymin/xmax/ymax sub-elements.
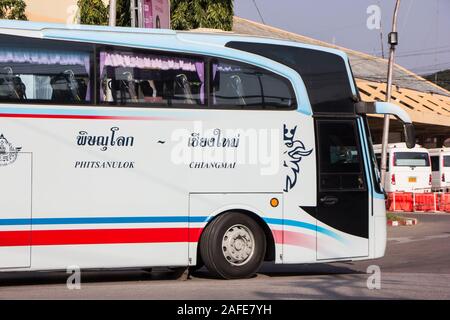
<box><xmin>374</xmin><ymin>143</ymin><xmax>431</xmax><ymax>193</ymax></box>
<box><xmin>0</xmin><ymin>20</ymin><xmax>415</xmax><ymax>279</ymax></box>
<box><xmin>429</xmin><ymin>148</ymin><xmax>450</xmax><ymax>191</ymax></box>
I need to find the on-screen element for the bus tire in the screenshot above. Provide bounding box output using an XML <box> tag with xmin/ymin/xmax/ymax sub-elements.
<box><xmin>200</xmin><ymin>212</ymin><xmax>266</xmax><ymax>279</ymax></box>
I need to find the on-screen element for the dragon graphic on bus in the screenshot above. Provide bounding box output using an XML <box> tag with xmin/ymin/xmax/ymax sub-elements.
<box><xmin>283</xmin><ymin>124</ymin><xmax>313</xmax><ymax>192</ymax></box>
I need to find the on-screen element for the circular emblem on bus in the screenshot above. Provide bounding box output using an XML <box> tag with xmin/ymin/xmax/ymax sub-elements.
<box><xmin>0</xmin><ymin>134</ymin><xmax>22</xmax><ymax>167</ymax></box>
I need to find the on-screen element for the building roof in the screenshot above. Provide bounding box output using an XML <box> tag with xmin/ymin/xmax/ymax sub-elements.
<box><xmin>231</xmin><ymin>16</ymin><xmax>450</xmax><ymax>127</ymax></box>
<box><xmin>232</xmin><ymin>16</ymin><xmax>450</xmax><ymax>98</ymax></box>
<box><xmin>358</xmin><ymin>80</ymin><xmax>450</xmax><ymax>125</ymax></box>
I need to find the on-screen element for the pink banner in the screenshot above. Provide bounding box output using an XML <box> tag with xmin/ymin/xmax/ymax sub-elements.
<box><xmin>143</xmin><ymin>0</ymin><xmax>170</xmax><ymax>29</ymax></box>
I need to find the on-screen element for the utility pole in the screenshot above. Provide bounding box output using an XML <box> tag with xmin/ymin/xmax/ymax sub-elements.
<box><xmin>378</xmin><ymin>0</ymin><xmax>385</xmax><ymax>59</ymax></box>
<box><xmin>379</xmin><ymin>22</ymin><xmax>385</xmax><ymax>59</ymax></box>
<box><xmin>380</xmin><ymin>0</ymin><xmax>401</xmax><ymax>186</ymax></box>
<box><xmin>109</xmin><ymin>0</ymin><xmax>117</xmax><ymax>27</ymax></box>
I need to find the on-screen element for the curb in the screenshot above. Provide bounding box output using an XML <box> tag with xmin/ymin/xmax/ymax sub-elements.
<box><xmin>387</xmin><ymin>218</ymin><xmax>418</xmax><ymax>227</ymax></box>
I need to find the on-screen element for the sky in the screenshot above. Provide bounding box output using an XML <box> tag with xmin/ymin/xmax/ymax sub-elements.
<box><xmin>234</xmin><ymin>0</ymin><xmax>450</xmax><ymax>75</ymax></box>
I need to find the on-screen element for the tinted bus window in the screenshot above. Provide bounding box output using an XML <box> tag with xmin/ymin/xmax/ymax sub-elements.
<box><xmin>317</xmin><ymin>120</ymin><xmax>365</xmax><ymax>190</ymax></box>
<box><xmin>0</xmin><ymin>35</ymin><xmax>92</xmax><ymax>104</ymax></box>
<box><xmin>211</xmin><ymin>59</ymin><xmax>296</xmax><ymax>109</ymax></box>
<box><xmin>99</xmin><ymin>49</ymin><xmax>205</xmax><ymax>106</ymax></box>
<box><xmin>394</xmin><ymin>152</ymin><xmax>430</xmax><ymax>167</ymax></box>
<box><xmin>226</xmin><ymin>42</ymin><xmax>354</xmax><ymax>113</ymax></box>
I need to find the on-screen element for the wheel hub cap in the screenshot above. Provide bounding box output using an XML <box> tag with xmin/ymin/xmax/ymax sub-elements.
<box><xmin>222</xmin><ymin>224</ymin><xmax>255</xmax><ymax>266</ymax></box>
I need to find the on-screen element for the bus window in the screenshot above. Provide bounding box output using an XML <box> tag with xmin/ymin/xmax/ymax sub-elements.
<box><xmin>225</xmin><ymin>42</ymin><xmax>354</xmax><ymax>113</ymax></box>
<box><xmin>0</xmin><ymin>38</ymin><xmax>92</xmax><ymax>104</ymax></box>
<box><xmin>211</xmin><ymin>59</ymin><xmax>296</xmax><ymax>109</ymax></box>
<box><xmin>317</xmin><ymin>120</ymin><xmax>365</xmax><ymax>190</ymax></box>
<box><xmin>99</xmin><ymin>49</ymin><xmax>205</xmax><ymax>106</ymax></box>
<box><xmin>394</xmin><ymin>152</ymin><xmax>430</xmax><ymax>167</ymax></box>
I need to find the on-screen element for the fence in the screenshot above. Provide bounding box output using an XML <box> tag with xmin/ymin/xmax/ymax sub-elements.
<box><xmin>386</xmin><ymin>190</ymin><xmax>450</xmax><ymax>213</ymax></box>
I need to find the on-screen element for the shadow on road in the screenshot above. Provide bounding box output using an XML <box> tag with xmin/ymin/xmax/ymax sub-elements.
<box><xmin>0</xmin><ymin>268</ymin><xmax>184</xmax><ymax>287</ymax></box>
<box><xmin>257</xmin><ymin>262</ymin><xmax>363</xmax><ymax>277</ymax></box>
<box><xmin>188</xmin><ymin>262</ymin><xmax>362</xmax><ymax>280</ymax></box>
<box><xmin>0</xmin><ymin>262</ymin><xmax>362</xmax><ymax>286</ymax></box>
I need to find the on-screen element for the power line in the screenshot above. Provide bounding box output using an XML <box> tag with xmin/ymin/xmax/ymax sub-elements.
<box><xmin>252</xmin><ymin>0</ymin><xmax>266</xmax><ymax>25</ymax></box>
<box><xmin>396</xmin><ymin>49</ymin><xmax>450</xmax><ymax>58</ymax></box>
<box><xmin>372</xmin><ymin>44</ymin><xmax>450</xmax><ymax>56</ymax></box>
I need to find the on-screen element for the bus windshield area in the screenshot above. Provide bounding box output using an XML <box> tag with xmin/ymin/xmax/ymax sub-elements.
<box><xmin>394</xmin><ymin>152</ymin><xmax>430</xmax><ymax>167</ymax></box>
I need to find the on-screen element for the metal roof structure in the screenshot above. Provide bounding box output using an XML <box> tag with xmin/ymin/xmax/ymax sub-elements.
<box><xmin>231</xmin><ymin>16</ymin><xmax>450</xmax><ymax>130</ymax></box>
<box><xmin>232</xmin><ymin>16</ymin><xmax>450</xmax><ymax>97</ymax></box>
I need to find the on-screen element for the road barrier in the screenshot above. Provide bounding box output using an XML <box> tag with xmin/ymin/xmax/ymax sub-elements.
<box><xmin>387</xmin><ymin>192</ymin><xmax>413</xmax><ymax>212</ymax></box>
<box><xmin>387</xmin><ymin>191</ymin><xmax>450</xmax><ymax>213</ymax></box>
<box><xmin>437</xmin><ymin>193</ymin><xmax>450</xmax><ymax>212</ymax></box>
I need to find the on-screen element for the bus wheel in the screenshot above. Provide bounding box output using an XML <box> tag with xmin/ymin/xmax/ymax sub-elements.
<box><xmin>200</xmin><ymin>212</ymin><xmax>266</xmax><ymax>279</ymax></box>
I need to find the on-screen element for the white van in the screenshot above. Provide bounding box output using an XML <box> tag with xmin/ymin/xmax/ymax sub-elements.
<box><xmin>375</xmin><ymin>143</ymin><xmax>432</xmax><ymax>193</ymax></box>
<box><xmin>429</xmin><ymin>148</ymin><xmax>450</xmax><ymax>191</ymax></box>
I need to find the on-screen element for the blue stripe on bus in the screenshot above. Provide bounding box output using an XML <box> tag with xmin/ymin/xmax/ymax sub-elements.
<box><xmin>0</xmin><ymin>216</ymin><xmax>209</xmax><ymax>226</ymax></box>
<box><xmin>0</xmin><ymin>215</ymin><xmax>345</xmax><ymax>242</ymax></box>
<box><xmin>264</xmin><ymin>217</ymin><xmax>346</xmax><ymax>243</ymax></box>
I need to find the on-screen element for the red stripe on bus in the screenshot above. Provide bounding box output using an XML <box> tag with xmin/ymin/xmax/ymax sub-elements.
<box><xmin>0</xmin><ymin>231</ymin><xmax>31</xmax><ymax>246</ymax></box>
<box><xmin>272</xmin><ymin>230</ymin><xmax>315</xmax><ymax>249</ymax></box>
<box><xmin>0</xmin><ymin>228</ymin><xmax>203</xmax><ymax>247</ymax></box>
<box><xmin>0</xmin><ymin>113</ymin><xmax>169</xmax><ymax>121</ymax></box>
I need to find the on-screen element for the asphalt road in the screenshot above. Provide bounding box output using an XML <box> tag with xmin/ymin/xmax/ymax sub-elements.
<box><xmin>1</xmin><ymin>213</ymin><xmax>450</xmax><ymax>300</ymax></box>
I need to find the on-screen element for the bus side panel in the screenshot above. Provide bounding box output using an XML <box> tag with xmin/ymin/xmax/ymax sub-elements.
<box><xmin>181</xmin><ymin>109</ymin><xmax>317</xmax><ymax>265</ymax></box>
<box><xmin>1</xmin><ymin>108</ymin><xmax>193</xmax><ymax>270</ymax></box>
<box><xmin>280</xmin><ymin>114</ymin><xmax>317</xmax><ymax>264</ymax></box>
<box><xmin>0</xmin><ymin>152</ymin><xmax>32</xmax><ymax>269</ymax></box>
<box><xmin>372</xmin><ymin>197</ymin><xmax>387</xmax><ymax>259</ymax></box>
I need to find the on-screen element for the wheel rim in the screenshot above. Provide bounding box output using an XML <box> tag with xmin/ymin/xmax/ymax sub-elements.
<box><xmin>221</xmin><ymin>224</ymin><xmax>255</xmax><ymax>266</ymax></box>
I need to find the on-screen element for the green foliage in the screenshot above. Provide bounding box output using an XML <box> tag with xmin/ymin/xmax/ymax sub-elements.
<box><xmin>424</xmin><ymin>69</ymin><xmax>450</xmax><ymax>92</ymax></box>
<box><xmin>386</xmin><ymin>212</ymin><xmax>401</xmax><ymax>221</ymax></box>
<box><xmin>116</xmin><ymin>0</ymin><xmax>131</xmax><ymax>27</ymax></box>
<box><xmin>0</xmin><ymin>0</ymin><xmax>27</xmax><ymax>20</ymax></box>
<box><xmin>77</xmin><ymin>0</ymin><xmax>130</xmax><ymax>27</ymax></box>
<box><xmin>78</xmin><ymin>0</ymin><xmax>108</xmax><ymax>25</ymax></box>
<box><xmin>77</xmin><ymin>0</ymin><xmax>233</xmax><ymax>30</ymax></box>
<box><xmin>170</xmin><ymin>0</ymin><xmax>233</xmax><ymax>31</ymax></box>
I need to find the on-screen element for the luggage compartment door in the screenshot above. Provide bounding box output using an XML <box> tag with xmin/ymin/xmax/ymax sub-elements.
<box><xmin>0</xmin><ymin>152</ymin><xmax>32</xmax><ymax>269</ymax></box>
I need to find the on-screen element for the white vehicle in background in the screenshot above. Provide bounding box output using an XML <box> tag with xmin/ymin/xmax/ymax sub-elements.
<box><xmin>429</xmin><ymin>148</ymin><xmax>450</xmax><ymax>191</ymax></box>
<box><xmin>375</xmin><ymin>143</ymin><xmax>432</xmax><ymax>193</ymax></box>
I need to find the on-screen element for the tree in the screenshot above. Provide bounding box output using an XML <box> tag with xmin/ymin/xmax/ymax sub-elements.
<box><xmin>424</xmin><ymin>69</ymin><xmax>450</xmax><ymax>92</ymax></box>
<box><xmin>77</xmin><ymin>0</ymin><xmax>130</xmax><ymax>27</ymax></box>
<box><xmin>0</xmin><ymin>0</ymin><xmax>27</xmax><ymax>20</ymax></box>
<box><xmin>116</xmin><ymin>0</ymin><xmax>131</xmax><ymax>27</ymax></box>
<box><xmin>77</xmin><ymin>0</ymin><xmax>108</xmax><ymax>25</ymax></box>
<box><xmin>77</xmin><ymin>0</ymin><xmax>233</xmax><ymax>30</ymax></box>
<box><xmin>78</xmin><ymin>0</ymin><xmax>108</xmax><ymax>25</ymax></box>
<box><xmin>170</xmin><ymin>0</ymin><xmax>233</xmax><ymax>31</ymax></box>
